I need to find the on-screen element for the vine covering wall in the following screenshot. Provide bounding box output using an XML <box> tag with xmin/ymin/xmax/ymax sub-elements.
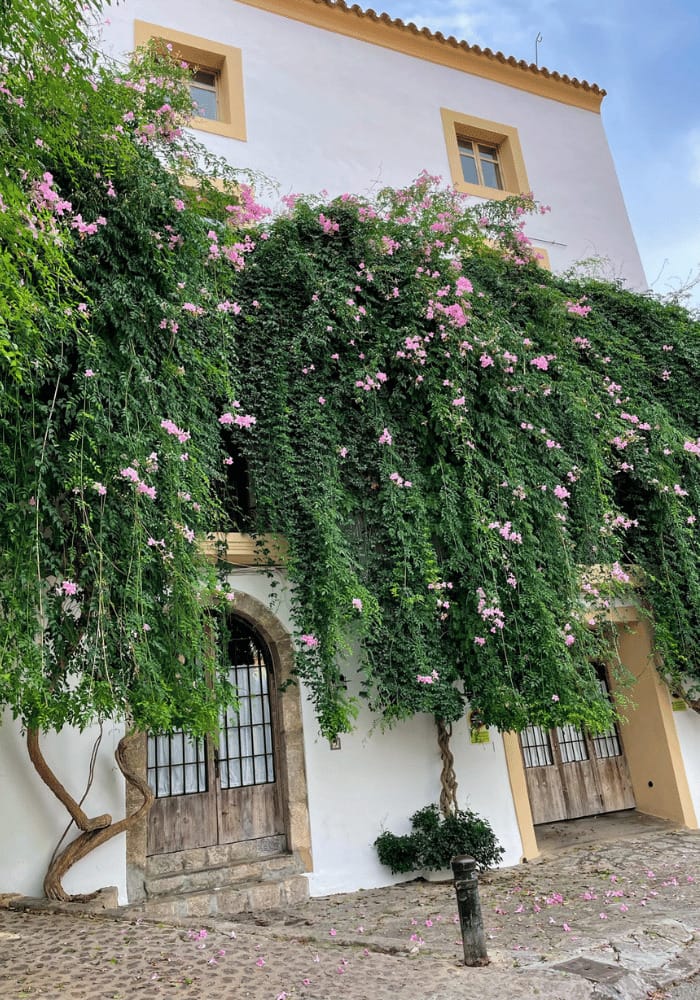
<box><xmin>1</xmin><ymin>1</ymin><xmax>699</xmax><ymax>751</ymax></box>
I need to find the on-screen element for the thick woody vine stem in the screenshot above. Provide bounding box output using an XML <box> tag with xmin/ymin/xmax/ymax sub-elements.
<box><xmin>27</xmin><ymin>728</ymin><xmax>112</xmax><ymax>833</ymax></box>
<box><xmin>27</xmin><ymin>730</ymin><xmax>154</xmax><ymax>902</ymax></box>
<box><xmin>437</xmin><ymin>718</ymin><xmax>458</xmax><ymax>818</ymax></box>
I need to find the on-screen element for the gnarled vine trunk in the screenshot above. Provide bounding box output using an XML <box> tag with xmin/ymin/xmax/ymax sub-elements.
<box><xmin>437</xmin><ymin>718</ymin><xmax>458</xmax><ymax>817</ymax></box>
<box><xmin>27</xmin><ymin>728</ymin><xmax>154</xmax><ymax>902</ymax></box>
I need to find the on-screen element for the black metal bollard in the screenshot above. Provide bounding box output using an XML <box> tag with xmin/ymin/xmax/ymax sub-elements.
<box><xmin>451</xmin><ymin>855</ymin><xmax>489</xmax><ymax>966</ymax></box>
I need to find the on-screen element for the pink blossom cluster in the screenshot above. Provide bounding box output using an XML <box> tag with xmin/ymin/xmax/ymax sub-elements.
<box><xmin>530</xmin><ymin>354</ymin><xmax>554</xmax><ymax>371</ymax></box>
<box><xmin>566</xmin><ymin>299</ymin><xmax>592</xmax><ymax>317</ymax></box>
<box><xmin>416</xmin><ymin>670</ymin><xmax>439</xmax><ymax>684</ymax></box>
<box><xmin>683</xmin><ymin>439</ymin><xmax>700</xmax><ymax>456</ymax></box>
<box><xmin>219</xmin><ymin>410</ymin><xmax>256</xmax><ymax>429</ymax></box>
<box><xmin>224</xmin><ymin>184</ymin><xmax>271</xmax><ymax>226</ymax></box>
<box><xmin>160</xmin><ymin>418</ymin><xmax>190</xmax><ymax>444</ymax></box>
<box><xmin>487</xmin><ymin>520</ymin><xmax>522</xmax><ymax>544</ymax></box>
<box><xmin>299</xmin><ymin>634</ymin><xmax>319</xmax><ymax>649</ymax></box>
<box><xmin>389</xmin><ymin>472</ymin><xmax>412</xmax><ymax>488</ymax></box>
<box><xmin>355</xmin><ymin>372</ymin><xmax>387</xmax><ymax>392</ymax></box>
<box><xmin>378</xmin><ymin>428</ymin><xmax>393</xmax><ymax>446</ymax></box>
<box><xmin>318</xmin><ymin>213</ymin><xmax>339</xmax><ymax>235</ymax></box>
<box><xmin>121</xmin><ymin>466</ymin><xmax>156</xmax><ymax>500</ymax></box>
<box><xmin>476</xmin><ymin>587</ymin><xmax>505</xmax><ymax>634</ymax></box>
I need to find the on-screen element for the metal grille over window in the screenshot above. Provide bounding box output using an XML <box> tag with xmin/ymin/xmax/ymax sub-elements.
<box><xmin>591</xmin><ymin>678</ymin><xmax>623</xmax><ymax>759</ymax></box>
<box><xmin>521</xmin><ymin>725</ymin><xmax>554</xmax><ymax>767</ymax></box>
<box><xmin>219</xmin><ymin>627</ymin><xmax>275</xmax><ymax>788</ymax></box>
<box><xmin>556</xmin><ymin>724</ymin><xmax>589</xmax><ymax>763</ymax></box>
<box><xmin>147</xmin><ymin>732</ymin><xmax>207</xmax><ymax>798</ymax></box>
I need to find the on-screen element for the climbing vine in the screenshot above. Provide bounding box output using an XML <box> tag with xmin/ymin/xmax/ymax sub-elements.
<box><xmin>1</xmin><ymin>0</ymin><xmax>699</xmax><ymax>763</ymax></box>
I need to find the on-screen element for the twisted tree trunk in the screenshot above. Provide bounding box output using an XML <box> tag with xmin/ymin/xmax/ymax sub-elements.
<box><xmin>437</xmin><ymin>718</ymin><xmax>458</xmax><ymax>817</ymax></box>
<box><xmin>27</xmin><ymin>728</ymin><xmax>154</xmax><ymax>902</ymax></box>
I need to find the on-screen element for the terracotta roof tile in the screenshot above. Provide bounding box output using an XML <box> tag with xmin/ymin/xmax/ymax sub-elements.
<box><xmin>314</xmin><ymin>0</ymin><xmax>606</xmax><ymax>97</ymax></box>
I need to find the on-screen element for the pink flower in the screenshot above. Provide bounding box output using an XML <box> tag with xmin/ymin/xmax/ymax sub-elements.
<box><xmin>339</xmin><ymin>446</ymin><xmax>348</xmax><ymax>458</ymax></box>
<box><xmin>255</xmin><ymin>956</ymin><xmax>265</xmax><ymax>967</ymax></box>
<box><xmin>378</xmin><ymin>428</ymin><xmax>392</xmax><ymax>445</ymax></box>
<box><xmin>93</xmin><ymin>482</ymin><xmax>107</xmax><ymax>496</ymax></box>
<box><xmin>452</xmin><ymin>396</ymin><xmax>466</xmax><ymax>406</ymax></box>
<box><xmin>84</xmin><ymin>368</ymin><xmax>95</xmax><ymax>377</ymax></box>
<box><xmin>120</xmin><ymin>467</ymin><xmax>139</xmax><ymax>483</ymax></box>
<box><xmin>352</xmin><ymin>598</ymin><xmax>363</xmax><ymax>612</ymax></box>
<box><xmin>300</xmin><ymin>634</ymin><xmax>319</xmax><ymax>649</ymax></box>
<box><xmin>58</xmin><ymin>580</ymin><xmax>78</xmax><ymax>596</ymax></box>
<box><xmin>551</xmin><ymin>694</ymin><xmax>560</xmax><ymax>702</ymax></box>
<box><xmin>329</xmin><ymin>928</ymin><xmax>337</xmax><ymax>937</ymax></box>
<box><xmin>474</xmin><ymin>636</ymin><xmax>486</xmax><ymax>646</ymax></box>
<box><xmin>564</xmin><ymin>634</ymin><xmax>575</xmax><ymax>647</ymax></box>
<box><xmin>318</xmin><ymin>397</ymin><xmax>326</xmax><ymax>405</ymax></box>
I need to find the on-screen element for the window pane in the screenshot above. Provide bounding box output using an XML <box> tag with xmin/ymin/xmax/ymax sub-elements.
<box><xmin>193</xmin><ymin>69</ymin><xmax>216</xmax><ymax>87</ymax></box>
<box><xmin>459</xmin><ymin>151</ymin><xmax>479</xmax><ymax>185</ymax></box>
<box><xmin>477</xmin><ymin>144</ymin><xmax>499</xmax><ymax>161</ymax></box>
<box><xmin>190</xmin><ymin>83</ymin><xmax>218</xmax><ymax>120</ymax></box>
<box><xmin>480</xmin><ymin>158</ymin><xmax>503</xmax><ymax>189</ymax></box>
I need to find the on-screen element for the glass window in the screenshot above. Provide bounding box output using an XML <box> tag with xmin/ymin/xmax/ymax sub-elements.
<box><xmin>457</xmin><ymin>136</ymin><xmax>504</xmax><ymax>190</ymax></box>
<box><xmin>190</xmin><ymin>69</ymin><xmax>218</xmax><ymax>120</ymax></box>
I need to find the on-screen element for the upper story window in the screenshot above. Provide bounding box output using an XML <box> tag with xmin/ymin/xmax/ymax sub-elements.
<box><xmin>458</xmin><ymin>138</ymin><xmax>503</xmax><ymax>190</ymax></box>
<box><xmin>134</xmin><ymin>20</ymin><xmax>247</xmax><ymax>142</ymax></box>
<box><xmin>190</xmin><ymin>69</ymin><xmax>219</xmax><ymax>121</ymax></box>
<box><xmin>441</xmin><ymin>108</ymin><xmax>529</xmax><ymax>201</ymax></box>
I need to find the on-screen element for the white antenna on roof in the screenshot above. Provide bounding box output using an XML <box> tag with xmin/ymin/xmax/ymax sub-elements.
<box><xmin>535</xmin><ymin>32</ymin><xmax>543</xmax><ymax>67</ymax></box>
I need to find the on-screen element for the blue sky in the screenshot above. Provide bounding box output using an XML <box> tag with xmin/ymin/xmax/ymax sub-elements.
<box><xmin>379</xmin><ymin>0</ymin><xmax>700</xmax><ymax>306</ymax></box>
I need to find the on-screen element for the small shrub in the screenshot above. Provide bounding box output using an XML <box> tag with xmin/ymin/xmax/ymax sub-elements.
<box><xmin>375</xmin><ymin>804</ymin><xmax>504</xmax><ymax>874</ymax></box>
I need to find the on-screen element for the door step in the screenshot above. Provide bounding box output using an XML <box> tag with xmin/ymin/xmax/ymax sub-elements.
<box><xmin>145</xmin><ymin>853</ymin><xmax>304</xmax><ymax>897</ymax></box>
<box><xmin>132</xmin><ymin>846</ymin><xmax>309</xmax><ymax>919</ymax></box>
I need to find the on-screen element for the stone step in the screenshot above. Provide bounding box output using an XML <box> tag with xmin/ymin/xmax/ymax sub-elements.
<box><xmin>145</xmin><ymin>835</ymin><xmax>287</xmax><ymax>878</ymax></box>
<box><xmin>144</xmin><ymin>852</ymin><xmax>304</xmax><ymax>897</ymax></box>
<box><xmin>133</xmin><ymin>872</ymin><xmax>309</xmax><ymax>920</ymax></box>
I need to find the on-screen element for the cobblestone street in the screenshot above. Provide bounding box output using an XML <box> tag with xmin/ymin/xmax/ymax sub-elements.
<box><xmin>1</xmin><ymin>826</ymin><xmax>699</xmax><ymax>999</ymax></box>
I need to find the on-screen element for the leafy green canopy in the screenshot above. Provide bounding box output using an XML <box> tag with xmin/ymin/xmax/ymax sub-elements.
<box><xmin>1</xmin><ymin>2</ymin><xmax>698</xmax><ymax>742</ymax></box>
<box><xmin>234</xmin><ymin>182</ymin><xmax>700</xmax><ymax>737</ymax></box>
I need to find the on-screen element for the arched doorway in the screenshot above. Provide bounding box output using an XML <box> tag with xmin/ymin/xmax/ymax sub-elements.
<box><xmin>146</xmin><ymin>617</ymin><xmax>286</xmax><ymax>856</ymax></box>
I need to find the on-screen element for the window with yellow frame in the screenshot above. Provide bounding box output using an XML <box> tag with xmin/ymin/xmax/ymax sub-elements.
<box><xmin>134</xmin><ymin>20</ymin><xmax>247</xmax><ymax>142</ymax></box>
<box><xmin>441</xmin><ymin>108</ymin><xmax>529</xmax><ymax>201</ymax></box>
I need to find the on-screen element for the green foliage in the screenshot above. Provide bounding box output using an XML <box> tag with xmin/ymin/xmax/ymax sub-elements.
<box><xmin>1</xmin><ymin>1</ymin><xmax>699</xmax><ymax>750</ymax></box>
<box><xmin>375</xmin><ymin>804</ymin><xmax>505</xmax><ymax>873</ymax></box>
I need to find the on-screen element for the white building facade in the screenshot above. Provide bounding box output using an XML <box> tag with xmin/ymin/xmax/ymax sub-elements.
<box><xmin>3</xmin><ymin>0</ymin><xmax>698</xmax><ymax>910</ymax></box>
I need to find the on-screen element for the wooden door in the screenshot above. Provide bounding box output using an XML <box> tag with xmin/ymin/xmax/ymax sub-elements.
<box><xmin>147</xmin><ymin>618</ymin><xmax>285</xmax><ymax>856</ymax></box>
<box><xmin>520</xmin><ymin>674</ymin><xmax>635</xmax><ymax>825</ymax></box>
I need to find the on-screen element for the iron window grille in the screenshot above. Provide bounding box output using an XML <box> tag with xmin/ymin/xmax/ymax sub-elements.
<box><xmin>147</xmin><ymin>731</ymin><xmax>207</xmax><ymax>798</ymax></box>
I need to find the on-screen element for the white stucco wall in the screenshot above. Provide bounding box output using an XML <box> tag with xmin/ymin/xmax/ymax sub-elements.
<box><xmin>100</xmin><ymin>0</ymin><xmax>646</xmax><ymax>287</ymax></box>
<box><xmin>225</xmin><ymin>570</ymin><xmax>523</xmax><ymax>896</ymax></box>
<box><xmin>0</xmin><ymin>711</ymin><xmax>127</xmax><ymax>902</ymax></box>
<box><xmin>673</xmin><ymin>706</ymin><xmax>700</xmax><ymax>824</ymax></box>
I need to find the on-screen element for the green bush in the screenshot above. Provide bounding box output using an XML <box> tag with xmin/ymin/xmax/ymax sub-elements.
<box><xmin>375</xmin><ymin>804</ymin><xmax>504</xmax><ymax>874</ymax></box>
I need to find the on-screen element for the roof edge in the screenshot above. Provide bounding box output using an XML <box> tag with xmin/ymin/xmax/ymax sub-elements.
<box><xmin>234</xmin><ymin>0</ymin><xmax>606</xmax><ymax>112</ymax></box>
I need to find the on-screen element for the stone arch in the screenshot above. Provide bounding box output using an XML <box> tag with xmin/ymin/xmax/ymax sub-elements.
<box><xmin>225</xmin><ymin>591</ymin><xmax>313</xmax><ymax>872</ymax></box>
<box><xmin>124</xmin><ymin>592</ymin><xmax>312</xmax><ymax>902</ymax></box>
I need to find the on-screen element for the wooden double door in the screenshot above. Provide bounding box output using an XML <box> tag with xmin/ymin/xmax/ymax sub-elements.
<box><xmin>147</xmin><ymin>618</ymin><xmax>286</xmax><ymax>856</ymax></box>
<box><xmin>520</xmin><ymin>673</ymin><xmax>635</xmax><ymax>825</ymax></box>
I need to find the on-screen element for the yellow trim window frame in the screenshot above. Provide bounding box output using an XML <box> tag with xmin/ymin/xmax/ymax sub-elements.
<box><xmin>134</xmin><ymin>20</ymin><xmax>247</xmax><ymax>142</ymax></box>
<box><xmin>441</xmin><ymin>108</ymin><xmax>529</xmax><ymax>201</ymax></box>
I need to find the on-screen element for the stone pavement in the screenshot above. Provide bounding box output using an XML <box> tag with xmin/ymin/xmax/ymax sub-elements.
<box><xmin>1</xmin><ymin>825</ymin><xmax>699</xmax><ymax>1000</ymax></box>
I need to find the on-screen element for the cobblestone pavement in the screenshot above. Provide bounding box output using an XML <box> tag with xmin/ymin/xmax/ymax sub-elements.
<box><xmin>1</xmin><ymin>826</ymin><xmax>699</xmax><ymax>1000</ymax></box>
